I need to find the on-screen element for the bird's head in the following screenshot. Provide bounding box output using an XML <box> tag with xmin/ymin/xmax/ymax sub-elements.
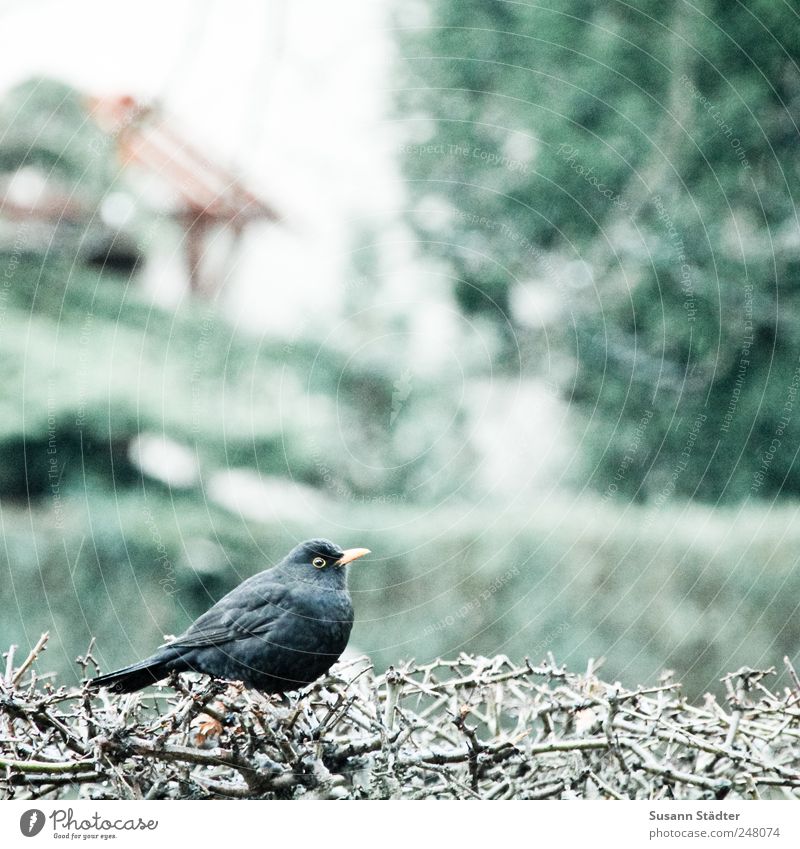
<box><xmin>283</xmin><ymin>538</ymin><xmax>371</xmax><ymax>582</ymax></box>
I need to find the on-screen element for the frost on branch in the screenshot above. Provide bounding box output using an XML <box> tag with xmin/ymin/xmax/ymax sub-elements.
<box><xmin>1</xmin><ymin>635</ymin><xmax>800</xmax><ymax>800</ymax></box>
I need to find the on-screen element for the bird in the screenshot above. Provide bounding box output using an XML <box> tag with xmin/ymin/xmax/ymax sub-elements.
<box><xmin>89</xmin><ymin>538</ymin><xmax>370</xmax><ymax>694</ymax></box>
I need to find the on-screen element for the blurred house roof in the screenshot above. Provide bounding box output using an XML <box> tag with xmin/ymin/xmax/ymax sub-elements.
<box><xmin>87</xmin><ymin>94</ymin><xmax>281</xmax><ymax>227</ymax></box>
<box><xmin>0</xmin><ymin>84</ymin><xmax>282</xmax><ymax>293</ymax></box>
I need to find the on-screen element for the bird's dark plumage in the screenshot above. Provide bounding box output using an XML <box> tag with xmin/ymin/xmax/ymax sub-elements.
<box><xmin>90</xmin><ymin>539</ymin><xmax>370</xmax><ymax>694</ymax></box>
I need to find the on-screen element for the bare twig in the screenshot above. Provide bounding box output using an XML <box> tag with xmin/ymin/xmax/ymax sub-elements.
<box><xmin>0</xmin><ymin>647</ymin><xmax>798</xmax><ymax>799</ymax></box>
<box><xmin>11</xmin><ymin>634</ymin><xmax>49</xmax><ymax>686</ymax></box>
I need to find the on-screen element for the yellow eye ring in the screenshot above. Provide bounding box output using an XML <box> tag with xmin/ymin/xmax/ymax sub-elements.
<box><xmin>312</xmin><ymin>557</ymin><xmax>326</xmax><ymax>569</ymax></box>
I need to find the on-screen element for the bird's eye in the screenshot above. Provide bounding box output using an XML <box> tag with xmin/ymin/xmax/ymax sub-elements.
<box><xmin>312</xmin><ymin>557</ymin><xmax>326</xmax><ymax>569</ymax></box>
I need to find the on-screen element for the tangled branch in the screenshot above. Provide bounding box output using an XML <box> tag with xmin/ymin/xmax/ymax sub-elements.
<box><xmin>2</xmin><ymin>636</ymin><xmax>800</xmax><ymax>799</ymax></box>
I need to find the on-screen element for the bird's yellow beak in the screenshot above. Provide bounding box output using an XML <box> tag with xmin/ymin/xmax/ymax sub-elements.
<box><xmin>335</xmin><ymin>547</ymin><xmax>371</xmax><ymax>566</ymax></box>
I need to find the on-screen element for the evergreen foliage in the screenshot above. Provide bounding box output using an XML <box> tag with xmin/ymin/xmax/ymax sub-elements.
<box><xmin>397</xmin><ymin>1</ymin><xmax>800</xmax><ymax>501</ymax></box>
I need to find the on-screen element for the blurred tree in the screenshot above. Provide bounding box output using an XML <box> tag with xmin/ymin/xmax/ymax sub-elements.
<box><xmin>397</xmin><ymin>0</ymin><xmax>800</xmax><ymax>502</ymax></box>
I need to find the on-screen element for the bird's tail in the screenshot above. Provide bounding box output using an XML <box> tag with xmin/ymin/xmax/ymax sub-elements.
<box><xmin>89</xmin><ymin>654</ymin><xmax>175</xmax><ymax>693</ymax></box>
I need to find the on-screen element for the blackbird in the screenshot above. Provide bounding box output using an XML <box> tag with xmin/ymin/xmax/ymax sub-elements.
<box><xmin>89</xmin><ymin>539</ymin><xmax>370</xmax><ymax>694</ymax></box>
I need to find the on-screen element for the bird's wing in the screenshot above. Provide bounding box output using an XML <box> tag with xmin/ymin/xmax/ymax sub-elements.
<box><xmin>166</xmin><ymin>577</ymin><xmax>292</xmax><ymax>649</ymax></box>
